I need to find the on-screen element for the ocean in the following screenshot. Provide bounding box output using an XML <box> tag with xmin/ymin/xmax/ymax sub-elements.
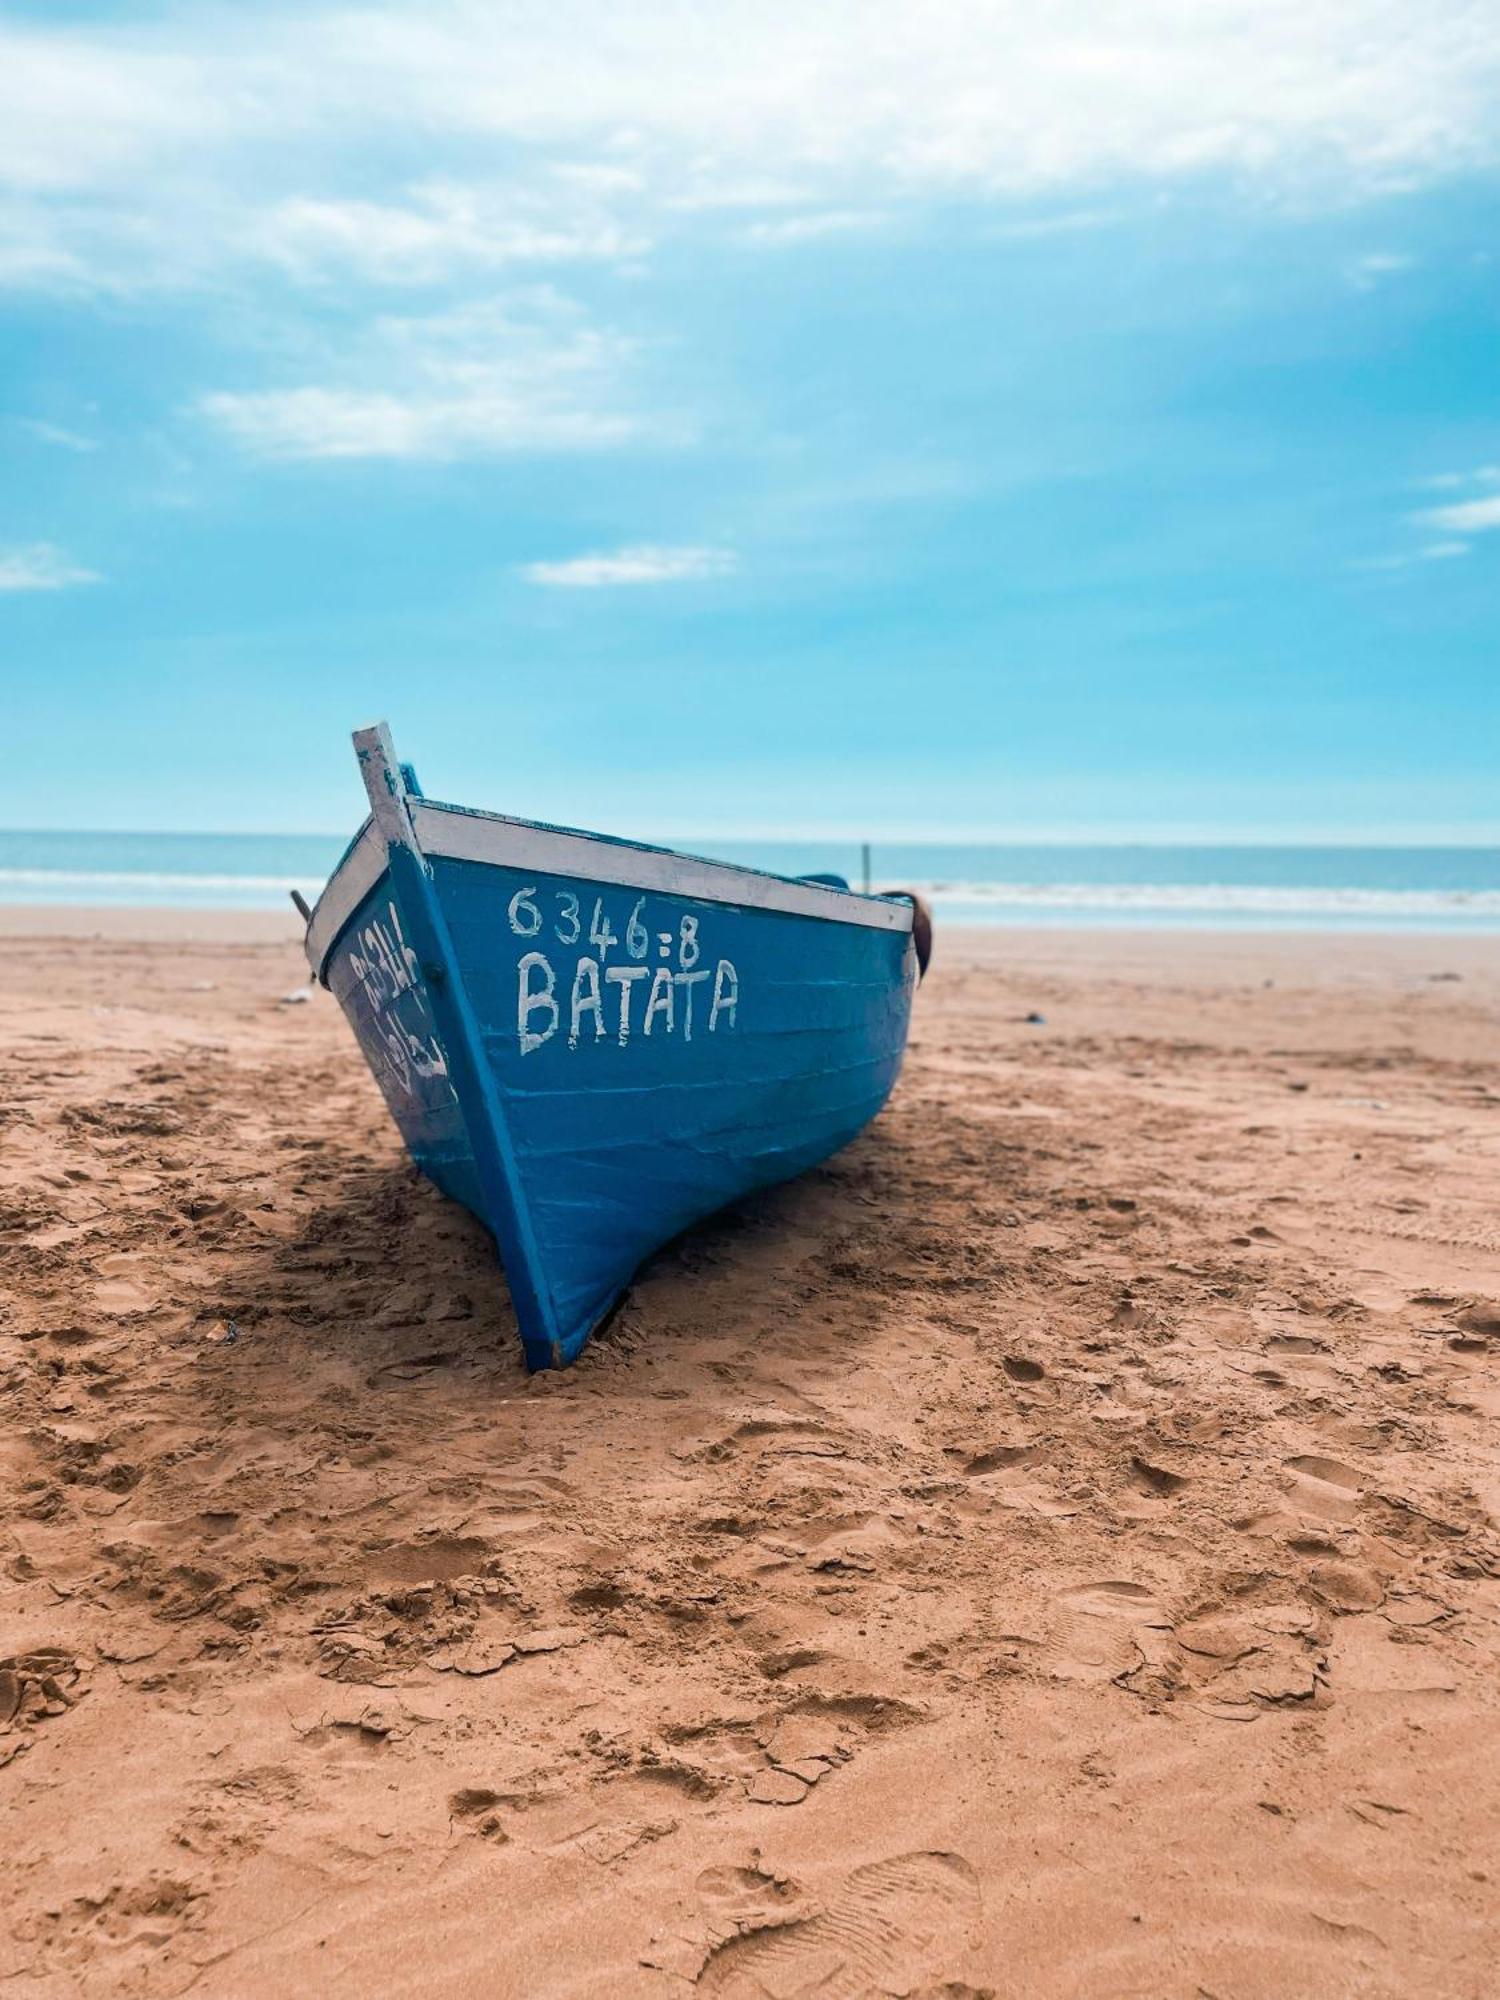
<box><xmin>1</xmin><ymin>829</ymin><xmax>1498</xmax><ymax>930</ymax></box>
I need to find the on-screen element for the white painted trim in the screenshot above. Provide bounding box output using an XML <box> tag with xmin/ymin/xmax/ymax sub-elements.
<box><xmin>307</xmin><ymin>800</ymin><xmax>912</xmax><ymax>978</ymax></box>
<box><xmin>353</xmin><ymin>721</ymin><xmax>418</xmax><ymax>845</ymax></box>
<box><xmin>305</xmin><ymin>819</ymin><xmax>386</xmax><ymax>975</ymax></box>
<box><xmin>412</xmin><ymin>803</ymin><xmax>915</xmax><ymax>935</ymax></box>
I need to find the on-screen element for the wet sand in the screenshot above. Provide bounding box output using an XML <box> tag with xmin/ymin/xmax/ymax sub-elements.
<box><xmin>2</xmin><ymin>912</ymin><xmax>1498</xmax><ymax>1997</ymax></box>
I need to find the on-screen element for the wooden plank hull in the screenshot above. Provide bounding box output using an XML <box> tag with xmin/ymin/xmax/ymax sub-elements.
<box><xmin>307</xmin><ymin>732</ymin><xmax>919</xmax><ymax>1369</ymax></box>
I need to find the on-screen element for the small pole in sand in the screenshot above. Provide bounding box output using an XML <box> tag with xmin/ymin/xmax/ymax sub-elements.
<box><xmin>861</xmin><ymin>842</ymin><xmax>872</xmax><ymax>895</ymax></box>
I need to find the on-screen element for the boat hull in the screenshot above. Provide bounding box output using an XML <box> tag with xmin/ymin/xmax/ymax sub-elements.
<box><xmin>310</xmin><ymin>736</ymin><xmax>918</xmax><ymax>1369</ymax></box>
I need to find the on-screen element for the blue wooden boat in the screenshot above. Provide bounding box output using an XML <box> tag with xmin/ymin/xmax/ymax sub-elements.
<box><xmin>299</xmin><ymin>724</ymin><xmax>929</xmax><ymax>1371</ymax></box>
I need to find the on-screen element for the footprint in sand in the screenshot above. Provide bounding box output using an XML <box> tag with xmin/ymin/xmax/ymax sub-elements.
<box><xmin>38</xmin><ymin>1876</ymin><xmax>206</xmax><ymax>1969</ymax></box>
<box><xmin>1285</xmin><ymin>1457</ymin><xmax>1362</xmax><ymax>1489</ymax></box>
<box><xmin>693</xmin><ymin>1849</ymin><xmax>981</xmax><ymax>1997</ymax></box>
<box><xmin>1043</xmin><ymin>1581</ymin><xmax>1168</xmax><ymax>1684</ymax></box>
<box><xmin>448</xmin><ymin>1788</ymin><xmax>508</xmax><ymax>1840</ymax></box>
<box><xmin>1128</xmin><ymin>1456</ymin><xmax>1189</xmax><ymax>1498</ymax></box>
<box><xmin>957</xmin><ymin>1442</ymin><xmax>1074</xmax><ymax>1519</ymax></box>
<box><xmin>963</xmin><ymin>1443</ymin><xmax>1039</xmax><ymax>1477</ymax></box>
<box><xmin>1284</xmin><ymin>1456</ymin><xmax>1364</xmax><ymax>1520</ymax></box>
<box><xmin>299</xmin><ymin>1717</ymin><xmax>398</xmax><ymax>1762</ymax></box>
<box><xmin>701</xmin><ymin>1415</ymin><xmax>828</xmax><ymax>1464</ymax></box>
<box><xmin>1176</xmin><ymin>1601</ymin><xmax>1326</xmax><ymax>1714</ymax></box>
<box><xmin>1305</xmin><ymin>1559</ymin><xmax>1385</xmax><ymax>1613</ymax></box>
<box><xmin>1059</xmin><ymin>1580</ymin><xmax>1162</xmax><ymax>1618</ymax></box>
<box><xmin>696</xmin><ymin>1863</ymin><xmax>802</xmax><ymax>1928</ymax></box>
<box><xmin>94</xmin><ymin>1276</ymin><xmax>154</xmax><ymax>1317</ymax></box>
<box><xmin>365</xmin><ymin>1534</ymin><xmax>495</xmax><ymax>1585</ymax></box>
<box><xmin>371</xmin><ymin>1350</ymin><xmax>460</xmax><ymax>1386</ymax></box>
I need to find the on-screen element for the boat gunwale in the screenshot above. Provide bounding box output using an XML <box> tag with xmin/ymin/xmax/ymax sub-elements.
<box><xmin>305</xmin><ymin>818</ymin><xmax>387</xmax><ymax>976</ymax></box>
<box><xmin>304</xmin><ymin>795</ymin><xmax>914</xmax><ymax>979</ymax></box>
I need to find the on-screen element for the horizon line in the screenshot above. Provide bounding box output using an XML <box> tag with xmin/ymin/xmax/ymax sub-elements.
<box><xmin>3</xmin><ymin>824</ymin><xmax>1500</xmax><ymax>850</ymax></box>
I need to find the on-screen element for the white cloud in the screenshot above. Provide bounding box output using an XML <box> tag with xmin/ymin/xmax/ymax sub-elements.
<box><xmin>744</xmin><ymin>209</ymin><xmax>887</xmax><ymax>245</ymax></box>
<box><xmin>277</xmin><ymin>3</ymin><xmax>1500</xmax><ymax>198</ymax></box>
<box><xmin>200</xmin><ymin>297</ymin><xmax>652</xmax><ymax>461</ymax></box>
<box><xmin>1350</xmin><ymin>536</ymin><xmax>1477</xmax><ymax>573</ymax></box>
<box><xmin>522</xmin><ymin>544</ymin><xmax>735</xmax><ymax>586</ymax></box>
<box><xmin>0</xmin><ymin>30</ymin><xmax>226</xmax><ymax>194</ymax></box>
<box><xmin>251</xmin><ymin>184</ymin><xmax>644</xmax><ymax>283</ymax></box>
<box><xmin>1356</xmin><ymin>469</ymin><xmax>1500</xmax><ymax>563</ymax></box>
<box><xmin>1346</xmin><ymin>250</ymin><xmax>1414</xmax><ymax>288</ymax></box>
<box><xmin>15</xmin><ymin>417</ymin><xmax>97</xmax><ymax>452</ymax></box>
<box><xmin>2</xmin><ymin>3</ymin><xmax>1500</xmax><ymax>297</ymax></box>
<box><xmin>0</xmin><ymin>543</ymin><xmax>100</xmax><ymax>591</ymax></box>
<box><xmin>1419</xmin><ymin>464</ymin><xmax>1500</xmax><ymax>490</ymax></box>
<box><xmin>202</xmin><ymin>384</ymin><xmax>637</xmax><ymax>459</ymax></box>
<box><xmin>1422</xmin><ymin>493</ymin><xmax>1500</xmax><ymax>534</ymax></box>
<box><xmin>8</xmin><ymin>4</ymin><xmax>1496</xmax><ymax>470</ymax></box>
<box><xmin>986</xmin><ymin>207</ymin><xmax>1119</xmax><ymax>241</ymax></box>
<box><xmin>666</xmin><ymin>177</ymin><xmax>815</xmax><ymax>215</ymax></box>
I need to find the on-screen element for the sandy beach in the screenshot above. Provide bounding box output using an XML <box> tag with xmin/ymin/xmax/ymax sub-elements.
<box><xmin>2</xmin><ymin>911</ymin><xmax>1497</xmax><ymax>1998</ymax></box>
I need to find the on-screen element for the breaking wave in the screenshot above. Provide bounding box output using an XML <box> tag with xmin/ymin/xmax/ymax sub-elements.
<box><xmin>0</xmin><ymin>868</ymin><xmax>325</xmax><ymax>904</ymax></box>
<box><xmin>900</xmin><ymin>880</ymin><xmax>1500</xmax><ymax>924</ymax></box>
<box><xmin>2</xmin><ymin>854</ymin><xmax>1497</xmax><ymax>928</ymax></box>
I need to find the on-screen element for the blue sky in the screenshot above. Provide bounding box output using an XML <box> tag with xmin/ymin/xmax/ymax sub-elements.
<box><xmin>2</xmin><ymin>2</ymin><xmax>1497</xmax><ymax>840</ymax></box>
